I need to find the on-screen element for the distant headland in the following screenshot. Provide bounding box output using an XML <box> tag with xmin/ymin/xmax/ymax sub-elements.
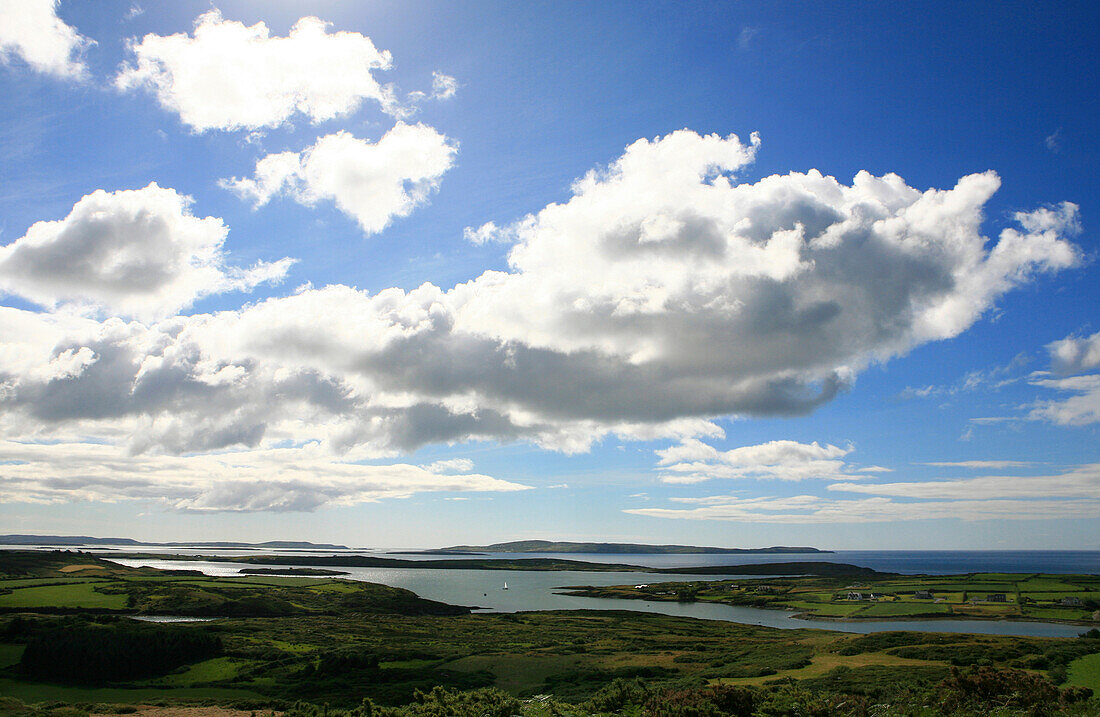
<box><xmin>0</xmin><ymin>534</ymin><xmax>349</xmax><ymax>550</ymax></box>
<box><xmin>410</xmin><ymin>540</ymin><xmax>832</xmax><ymax>555</ymax></box>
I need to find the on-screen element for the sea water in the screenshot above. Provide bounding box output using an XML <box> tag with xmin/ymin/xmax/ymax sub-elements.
<box><xmin>102</xmin><ymin>549</ymin><xmax>1100</xmax><ymax>638</ymax></box>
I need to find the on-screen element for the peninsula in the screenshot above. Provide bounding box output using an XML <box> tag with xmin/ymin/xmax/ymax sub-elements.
<box><xmin>422</xmin><ymin>540</ymin><xmax>831</xmax><ymax>554</ymax></box>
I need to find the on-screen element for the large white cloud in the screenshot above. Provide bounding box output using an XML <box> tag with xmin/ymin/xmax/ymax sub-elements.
<box><xmin>222</xmin><ymin>124</ymin><xmax>457</xmax><ymax>234</ymax></box>
<box><xmin>0</xmin><ymin>130</ymin><xmax>1084</xmax><ymax>509</ymax></box>
<box><xmin>0</xmin><ymin>183</ymin><xmax>294</xmax><ymax>320</ymax></box>
<box><xmin>0</xmin><ymin>0</ymin><xmax>89</xmax><ymax>79</ymax></box>
<box><xmin>115</xmin><ymin>10</ymin><xmax>400</xmax><ymax>131</ymax></box>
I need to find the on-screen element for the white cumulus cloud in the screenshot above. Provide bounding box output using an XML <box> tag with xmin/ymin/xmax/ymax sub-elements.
<box><xmin>222</xmin><ymin>123</ymin><xmax>457</xmax><ymax>234</ymax></box>
<box><xmin>116</xmin><ymin>9</ymin><xmax>399</xmax><ymax>131</ymax></box>
<box><xmin>1048</xmin><ymin>329</ymin><xmax>1100</xmax><ymax>376</ymax></box>
<box><xmin>1026</xmin><ymin>328</ymin><xmax>1100</xmax><ymax>427</ymax></box>
<box><xmin>0</xmin><ymin>130</ymin><xmax>1085</xmax><ymax>510</ymax></box>
<box><xmin>0</xmin><ymin>183</ymin><xmax>294</xmax><ymax>320</ymax></box>
<box><xmin>0</xmin><ymin>0</ymin><xmax>89</xmax><ymax>78</ymax></box>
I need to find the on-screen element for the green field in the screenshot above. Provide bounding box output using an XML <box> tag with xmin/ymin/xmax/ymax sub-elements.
<box><xmin>0</xmin><ymin>643</ymin><xmax>24</xmax><ymax>668</ymax></box>
<box><xmin>1067</xmin><ymin>651</ymin><xmax>1100</xmax><ymax>692</ymax></box>
<box><xmin>0</xmin><ymin>577</ymin><xmax>107</xmax><ymax>588</ymax></box>
<box><xmin>564</xmin><ymin>570</ymin><xmax>1100</xmax><ymax>625</ymax></box>
<box><xmin>152</xmin><ymin>657</ymin><xmax>251</xmax><ymax>686</ymax></box>
<box><xmin>853</xmin><ymin>601</ymin><xmax>953</xmax><ymax>617</ymax></box>
<box><xmin>784</xmin><ymin>600</ymin><xmax>865</xmax><ymax>616</ymax></box>
<box><xmin>0</xmin><ymin>582</ymin><xmax>127</xmax><ymax>609</ymax></box>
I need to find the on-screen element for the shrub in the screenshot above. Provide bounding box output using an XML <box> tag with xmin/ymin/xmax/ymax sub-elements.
<box><xmin>19</xmin><ymin>624</ymin><xmax>221</xmax><ymax>682</ymax></box>
<box><xmin>935</xmin><ymin>666</ymin><xmax>1083</xmax><ymax>716</ymax></box>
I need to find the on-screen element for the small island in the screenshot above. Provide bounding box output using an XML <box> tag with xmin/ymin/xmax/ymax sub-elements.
<box><xmin>239</xmin><ymin>567</ymin><xmax>350</xmax><ymax>576</ymax></box>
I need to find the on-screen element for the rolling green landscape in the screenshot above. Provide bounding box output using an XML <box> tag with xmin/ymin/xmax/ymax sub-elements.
<box><xmin>1</xmin><ymin>551</ymin><xmax>1099</xmax><ymax>716</ymax></box>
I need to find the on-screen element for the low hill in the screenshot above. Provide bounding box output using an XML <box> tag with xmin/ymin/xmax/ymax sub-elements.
<box><xmin>433</xmin><ymin>540</ymin><xmax>830</xmax><ymax>554</ymax></box>
<box><xmin>0</xmin><ymin>550</ymin><xmax>468</xmax><ymax>617</ymax></box>
<box><xmin>0</xmin><ymin>534</ymin><xmax>348</xmax><ymax>549</ymax></box>
<box><xmin>660</xmin><ymin>561</ymin><xmax>887</xmax><ymax>577</ymax></box>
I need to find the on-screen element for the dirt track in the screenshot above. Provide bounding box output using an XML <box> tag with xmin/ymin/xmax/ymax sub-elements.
<box><xmin>90</xmin><ymin>708</ymin><xmax>278</xmax><ymax>717</ymax></box>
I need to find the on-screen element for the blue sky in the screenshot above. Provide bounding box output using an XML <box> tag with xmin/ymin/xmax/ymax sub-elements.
<box><xmin>0</xmin><ymin>0</ymin><xmax>1097</xmax><ymax>549</ymax></box>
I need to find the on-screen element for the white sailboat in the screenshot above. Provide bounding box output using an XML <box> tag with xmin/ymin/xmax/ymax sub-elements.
<box><xmin>502</xmin><ymin>581</ymin><xmax>509</xmax><ymax>590</ymax></box>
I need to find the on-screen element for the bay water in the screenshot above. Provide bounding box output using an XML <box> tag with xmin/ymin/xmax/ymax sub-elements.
<box><xmin>102</xmin><ymin>549</ymin><xmax>1100</xmax><ymax>638</ymax></box>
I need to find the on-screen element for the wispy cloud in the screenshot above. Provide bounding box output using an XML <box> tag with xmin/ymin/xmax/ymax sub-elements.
<box><xmin>632</xmin><ymin>457</ymin><xmax>1100</xmax><ymax>525</ymax></box>
<box><xmin>1045</xmin><ymin>128</ymin><xmax>1062</xmax><ymax>153</ymax></box>
<box><xmin>737</xmin><ymin>26</ymin><xmax>759</xmax><ymax>51</ymax></box>
<box><xmin>0</xmin><ymin>440</ymin><xmax>529</xmax><ymax>512</ymax></box>
<box><xmin>922</xmin><ymin>460</ymin><xmax>1033</xmax><ymax>469</ymax></box>
<box><xmin>627</xmin><ymin>496</ymin><xmax>1100</xmax><ymax>524</ymax></box>
<box><xmin>899</xmin><ymin>353</ymin><xmax>1032</xmax><ymax>400</ymax></box>
<box><xmin>829</xmin><ymin>463</ymin><xmax>1100</xmax><ymax>500</ymax></box>
<box><xmin>654</xmin><ymin>438</ymin><xmax>869</xmax><ymax>484</ymax></box>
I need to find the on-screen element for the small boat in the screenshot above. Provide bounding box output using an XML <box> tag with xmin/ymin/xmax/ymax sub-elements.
<box><xmin>502</xmin><ymin>582</ymin><xmax>509</xmax><ymax>590</ymax></box>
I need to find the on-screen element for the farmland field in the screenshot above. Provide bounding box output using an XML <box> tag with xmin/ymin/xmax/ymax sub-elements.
<box><xmin>564</xmin><ymin>569</ymin><xmax>1100</xmax><ymax>625</ymax></box>
<box><xmin>0</xmin><ymin>582</ymin><xmax>127</xmax><ymax>609</ymax></box>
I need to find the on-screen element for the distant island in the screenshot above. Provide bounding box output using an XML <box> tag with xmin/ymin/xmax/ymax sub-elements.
<box><xmin>0</xmin><ymin>534</ymin><xmax>349</xmax><ymax>550</ymax></box>
<box><xmin>239</xmin><ymin>567</ymin><xmax>351</xmax><ymax>576</ymax></box>
<box><xmin>425</xmin><ymin>540</ymin><xmax>832</xmax><ymax>555</ymax></box>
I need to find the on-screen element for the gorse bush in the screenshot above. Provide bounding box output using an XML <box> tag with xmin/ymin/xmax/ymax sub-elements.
<box><xmin>277</xmin><ymin>667</ymin><xmax>1099</xmax><ymax>717</ymax></box>
<box><xmin>935</xmin><ymin>665</ymin><xmax>1093</xmax><ymax>715</ymax></box>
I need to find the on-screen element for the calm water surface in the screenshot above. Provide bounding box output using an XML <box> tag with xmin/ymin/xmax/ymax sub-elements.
<box><xmin>104</xmin><ymin>551</ymin><xmax>1099</xmax><ymax>639</ymax></box>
